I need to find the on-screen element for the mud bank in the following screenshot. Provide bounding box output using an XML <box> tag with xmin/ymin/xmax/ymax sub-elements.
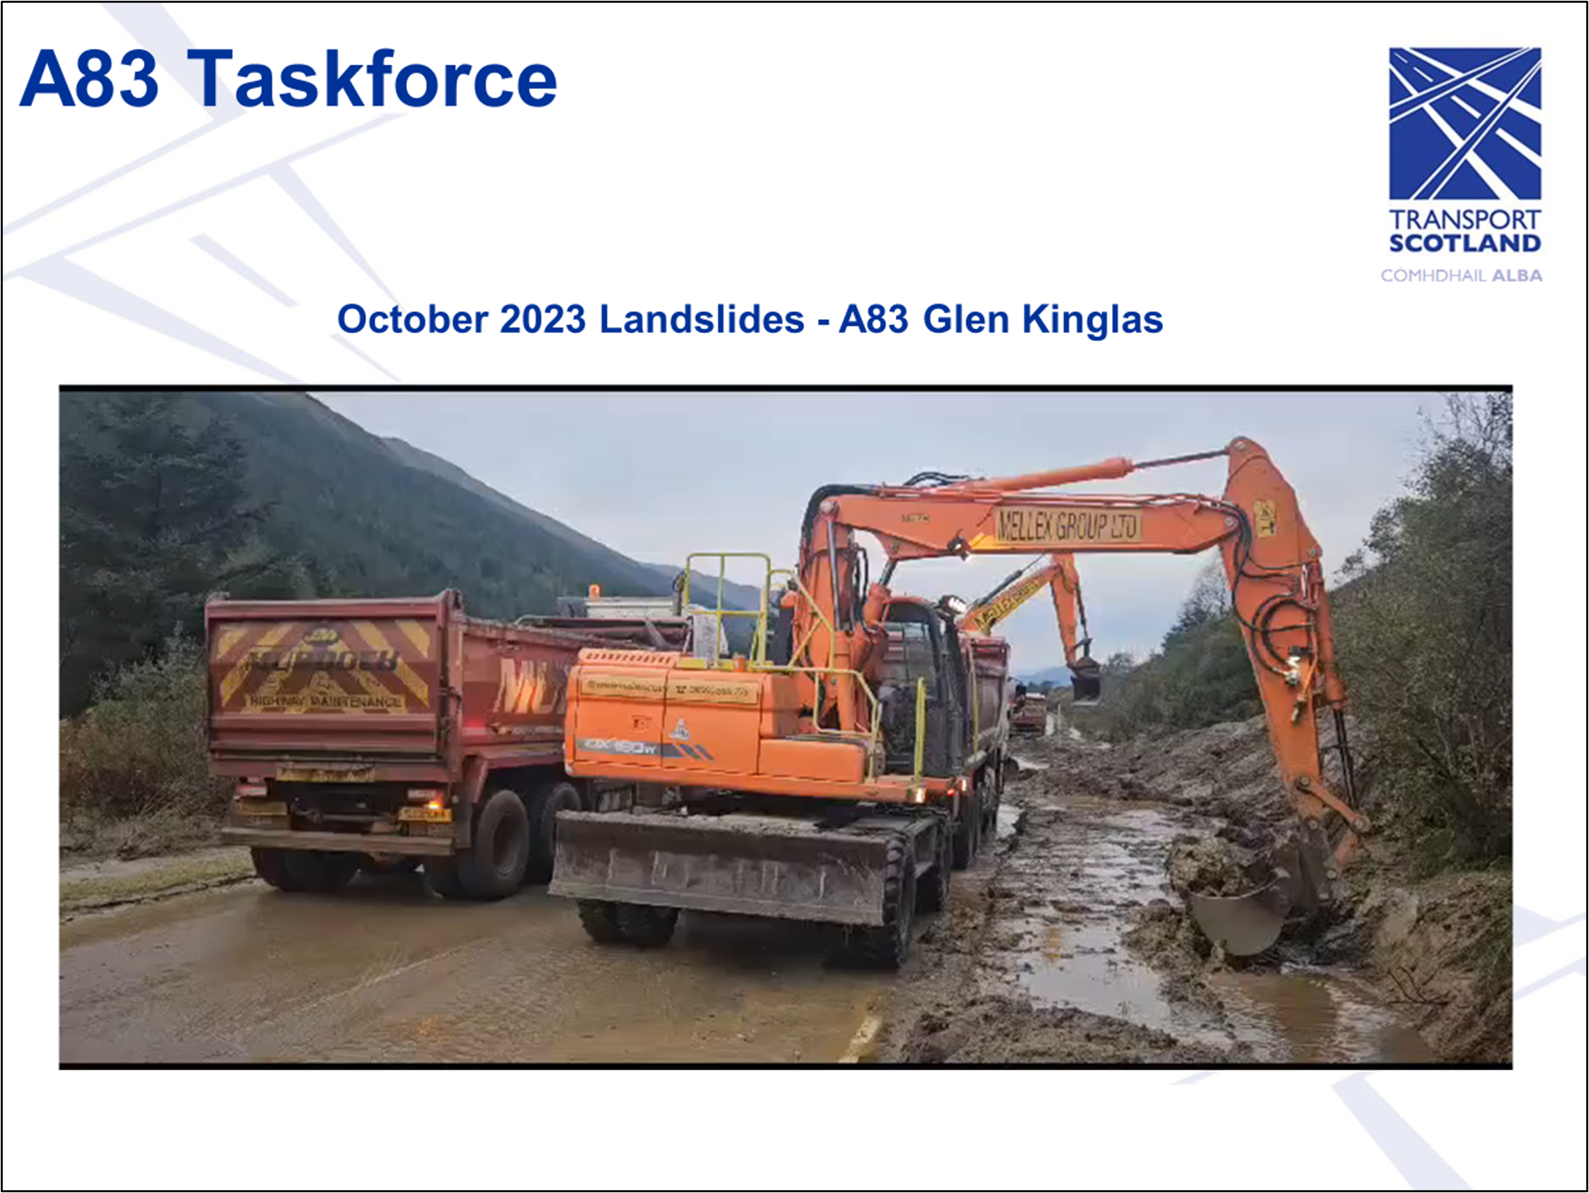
<box><xmin>878</xmin><ymin>722</ymin><xmax>1492</xmax><ymax>1064</ymax></box>
<box><xmin>900</xmin><ymin>996</ymin><xmax>1228</xmax><ymax>1063</ymax></box>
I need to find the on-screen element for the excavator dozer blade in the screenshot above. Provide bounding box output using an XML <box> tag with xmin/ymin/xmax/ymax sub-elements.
<box><xmin>548</xmin><ymin>810</ymin><xmax>908</xmax><ymax>926</ymax></box>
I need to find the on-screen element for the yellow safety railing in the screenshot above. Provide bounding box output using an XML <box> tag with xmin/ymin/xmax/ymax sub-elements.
<box><xmin>763</xmin><ymin>564</ymin><xmax>885</xmax><ymax>780</ymax></box>
<box><xmin>972</xmin><ymin>662</ymin><xmax>979</xmax><ymax>751</ymax></box>
<box><xmin>676</xmin><ymin>555</ymin><xmax>907</xmax><ymax>783</ymax></box>
<box><xmin>681</xmin><ymin>552</ymin><xmax>773</xmax><ymax>666</ymax></box>
<box><xmin>912</xmin><ymin>676</ymin><xmax>927</xmax><ymax>784</ymax></box>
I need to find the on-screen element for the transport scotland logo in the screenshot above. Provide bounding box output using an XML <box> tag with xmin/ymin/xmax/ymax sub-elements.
<box><xmin>1389</xmin><ymin>48</ymin><xmax>1541</xmax><ymax>200</ymax></box>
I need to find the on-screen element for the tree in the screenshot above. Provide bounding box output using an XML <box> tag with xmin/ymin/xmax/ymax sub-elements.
<box><xmin>1162</xmin><ymin>558</ymin><xmax>1233</xmax><ymax>643</ymax></box>
<box><xmin>59</xmin><ymin>394</ymin><xmax>300</xmax><ymax>714</ymax></box>
<box><xmin>1337</xmin><ymin>393</ymin><xmax>1512</xmax><ymax>865</ymax></box>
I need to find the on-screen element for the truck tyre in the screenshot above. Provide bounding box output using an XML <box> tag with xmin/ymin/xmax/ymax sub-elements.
<box><xmin>835</xmin><ymin>834</ymin><xmax>915</xmax><ymax>969</ymax></box>
<box><xmin>614</xmin><ymin>903</ymin><xmax>679</xmax><ymax>948</ymax></box>
<box><xmin>577</xmin><ymin>899</ymin><xmax>625</xmax><ymax>944</ymax></box>
<box><xmin>457</xmin><ymin>788</ymin><xmax>531</xmax><ymax>899</ymax></box>
<box><xmin>951</xmin><ymin>792</ymin><xmax>981</xmax><ymax>870</ymax></box>
<box><xmin>252</xmin><ymin>847</ymin><xmax>307</xmax><ymax>892</ymax></box>
<box><xmin>917</xmin><ymin>821</ymin><xmax>952</xmax><ymax>913</ymax></box>
<box><xmin>524</xmin><ymin>780</ymin><xmax>581</xmax><ymax>884</ymax></box>
<box><xmin>278</xmin><ymin>850</ymin><xmax>359</xmax><ymax>892</ymax></box>
<box><xmin>424</xmin><ymin>858</ymin><xmax>468</xmax><ymax>900</ymax></box>
<box><xmin>981</xmin><ymin>774</ymin><xmax>999</xmax><ymax>837</ymax></box>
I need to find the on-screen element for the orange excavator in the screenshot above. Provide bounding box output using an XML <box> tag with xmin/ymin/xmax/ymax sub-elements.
<box><xmin>958</xmin><ymin>551</ymin><xmax>1102</xmax><ymax>705</ymax></box>
<box><xmin>550</xmin><ymin>437</ymin><xmax>1367</xmax><ymax>963</ymax></box>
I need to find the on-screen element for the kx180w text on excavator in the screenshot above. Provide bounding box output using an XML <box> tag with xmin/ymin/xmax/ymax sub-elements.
<box><xmin>547</xmin><ymin>438</ymin><xmax>1368</xmax><ymax>965</ymax></box>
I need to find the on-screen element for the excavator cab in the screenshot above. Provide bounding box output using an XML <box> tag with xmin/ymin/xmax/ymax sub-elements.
<box><xmin>877</xmin><ymin>599</ymin><xmax>967</xmax><ymax>778</ymax></box>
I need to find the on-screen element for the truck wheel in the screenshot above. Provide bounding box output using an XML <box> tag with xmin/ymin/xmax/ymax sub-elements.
<box><xmin>457</xmin><ymin>788</ymin><xmax>531</xmax><ymax>899</ymax></box>
<box><xmin>285</xmin><ymin>850</ymin><xmax>359</xmax><ymax>893</ymax></box>
<box><xmin>524</xmin><ymin>781</ymin><xmax>581</xmax><ymax>884</ymax></box>
<box><xmin>424</xmin><ymin>859</ymin><xmax>468</xmax><ymax>900</ymax></box>
<box><xmin>251</xmin><ymin>847</ymin><xmax>307</xmax><ymax>892</ymax></box>
<box><xmin>576</xmin><ymin>899</ymin><xmax>625</xmax><ymax>944</ymax></box>
<box><xmin>615</xmin><ymin>903</ymin><xmax>679</xmax><ymax>948</ymax></box>
<box><xmin>951</xmin><ymin>793</ymin><xmax>981</xmax><ymax>870</ymax></box>
<box><xmin>917</xmin><ymin>821</ymin><xmax>952</xmax><ymax>913</ymax></box>
<box><xmin>981</xmin><ymin>776</ymin><xmax>999</xmax><ymax>837</ymax></box>
<box><xmin>836</xmin><ymin>835</ymin><xmax>915</xmax><ymax>969</ymax></box>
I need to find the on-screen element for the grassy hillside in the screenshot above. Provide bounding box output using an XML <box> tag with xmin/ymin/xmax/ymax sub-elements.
<box><xmin>383</xmin><ymin>434</ymin><xmax>765</xmax><ymax>611</ymax></box>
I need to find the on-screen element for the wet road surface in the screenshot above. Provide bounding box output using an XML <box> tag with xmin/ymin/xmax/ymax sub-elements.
<box><xmin>60</xmin><ymin>874</ymin><xmax>887</xmax><ymax>1063</ymax></box>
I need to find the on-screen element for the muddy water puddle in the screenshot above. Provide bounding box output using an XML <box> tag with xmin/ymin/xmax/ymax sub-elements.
<box><xmin>984</xmin><ymin>794</ymin><xmax>1433</xmax><ymax>1062</ymax></box>
<box><xmin>1210</xmin><ymin>968</ymin><xmax>1435</xmax><ymax>1062</ymax></box>
<box><xmin>982</xmin><ymin>797</ymin><xmax>1237</xmax><ymax>1049</ymax></box>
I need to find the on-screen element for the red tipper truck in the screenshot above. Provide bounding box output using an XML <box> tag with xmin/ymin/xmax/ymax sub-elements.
<box><xmin>1010</xmin><ymin>691</ymin><xmax>1049</xmax><ymax>736</ymax></box>
<box><xmin>207</xmin><ymin>589</ymin><xmax>684</xmax><ymax>899</ymax></box>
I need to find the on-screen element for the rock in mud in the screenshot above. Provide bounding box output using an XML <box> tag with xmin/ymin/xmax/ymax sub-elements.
<box><xmin>1165</xmin><ymin>834</ymin><xmax>1250</xmax><ymax>898</ymax></box>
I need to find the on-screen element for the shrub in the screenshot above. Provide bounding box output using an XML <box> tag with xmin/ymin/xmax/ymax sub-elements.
<box><xmin>59</xmin><ymin>634</ymin><xmax>225</xmax><ymax>826</ymax></box>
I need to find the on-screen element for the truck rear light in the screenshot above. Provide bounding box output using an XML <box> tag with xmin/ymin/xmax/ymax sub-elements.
<box><xmin>235</xmin><ymin>782</ymin><xmax>269</xmax><ymax>799</ymax></box>
<box><xmin>407</xmin><ymin>787</ymin><xmax>445</xmax><ymax>805</ymax></box>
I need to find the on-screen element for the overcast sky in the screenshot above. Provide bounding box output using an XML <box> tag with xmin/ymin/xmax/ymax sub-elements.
<box><xmin>316</xmin><ymin>391</ymin><xmax>1437</xmax><ymax>671</ymax></box>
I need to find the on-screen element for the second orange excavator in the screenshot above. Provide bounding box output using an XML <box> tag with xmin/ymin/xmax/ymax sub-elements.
<box><xmin>958</xmin><ymin>551</ymin><xmax>1102</xmax><ymax>706</ymax></box>
<box><xmin>549</xmin><ymin>437</ymin><xmax>1368</xmax><ymax>964</ymax></box>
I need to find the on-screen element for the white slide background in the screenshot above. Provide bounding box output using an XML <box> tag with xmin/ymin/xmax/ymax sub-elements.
<box><xmin>3</xmin><ymin>4</ymin><xmax>1584</xmax><ymax>1190</ymax></box>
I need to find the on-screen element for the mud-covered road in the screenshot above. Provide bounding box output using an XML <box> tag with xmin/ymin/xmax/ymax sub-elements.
<box><xmin>877</xmin><ymin>729</ymin><xmax>1445</xmax><ymax>1064</ymax></box>
<box><xmin>59</xmin><ymin>878</ymin><xmax>889</xmax><ymax>1063</ymax></box>
<box><xmin>63</xmin><ymin>721</ymin><xmax>1484</xmax><ymax>1065</ymax></box>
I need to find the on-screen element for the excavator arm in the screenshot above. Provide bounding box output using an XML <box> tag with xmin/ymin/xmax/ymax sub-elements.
<box><xmin>958</xmin><ymin>553</ymin><xmax>1102</xmax><ymax>704</ymax></box>
<box><xmin>791</xmin><ymin>437</ymin><xmax>1368</xmax><ymax>953</ymax></box>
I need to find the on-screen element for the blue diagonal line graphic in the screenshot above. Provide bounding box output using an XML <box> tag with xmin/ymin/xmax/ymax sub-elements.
<box><xmin>1412</xmin><ymin>59</ymin><xmax>1542</xmax><ymax>199</ymax></box>
<box><xmin>191</xmin><ymin>234</ymin><xmax>296</xmax><ymax>307</ymax></box>
<box><xmin>2</xmin><ymin>116</ymin><xmax>398</xmax><ymax>283</ymax></box>
<box><xmin>1334</xmin><ymin>1073</ymin><xmax>1471</xmax><ymax>1190</ymax></box>
<box><xmin>2</xmin><ymin>122</ymin><xmax>224</xmax><ymax>237</ymax></box>
<box><xmin>20</xmin><ymin>257</ymin><xmax>298</xmax><ymax>382</ymax></box>
<box><xmin>1515</xmin><ymin>958</ymin><xmax>1585</xmax><ymax>1001</ymax></box>
<box><xmin>332</xmin><ymin>334</ymin><xmax>401</xmax><ymax>382</ymax></box>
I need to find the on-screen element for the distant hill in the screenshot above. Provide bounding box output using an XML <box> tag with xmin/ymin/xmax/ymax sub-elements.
<box><xmin>1016</xmin><ymin>666</ymin><xmax>1074</xmax><ymax>687</ymax></box>
<box><xmin>380</xmin><ymin>433</ymin><xmax>765</xmax><ymax>612</ymax></box>
<box><xmin>60</xmin><ymin>391</ymin><xmax>763</xmax><ymax>629</ymax></box>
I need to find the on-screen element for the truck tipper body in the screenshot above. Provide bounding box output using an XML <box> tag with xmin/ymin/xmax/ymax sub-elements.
<box><xmin>1010</xmin><ymin>691</ymin><xmax>1049</xmax><ymax>736</ymax></box>
<box><xmin>206</xmin><ymin>589</ymin><xmax>684</xmax><ymax>897</ymax></box>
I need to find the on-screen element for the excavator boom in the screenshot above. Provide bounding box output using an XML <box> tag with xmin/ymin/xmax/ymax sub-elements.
<box><xmin>793</xmin><ymin>437</ymin><xmax>1366</xmax><ymax>953</ymax></box>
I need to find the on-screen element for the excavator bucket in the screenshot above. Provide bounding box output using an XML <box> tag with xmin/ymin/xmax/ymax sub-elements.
<box><xmin>1069</xmin><ymin>657</ymin><xmax>1102</xmax><ymax>707</ymax></box>
<box><xmin>1188</xmin><ymin>881</ymin><xmax>1292</xmax><ymax>956</ymax></box>
<box><xmin>1186</xmin><ymin>843</ymin><xmax>1304</xmax><ymax>957</ymax></box>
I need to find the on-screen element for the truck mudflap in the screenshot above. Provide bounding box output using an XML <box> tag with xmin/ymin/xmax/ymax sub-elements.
<box><xmin>549</xmin><ymin>810</ymin><xmax>926</xmax><ymax>926</ymax></box>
